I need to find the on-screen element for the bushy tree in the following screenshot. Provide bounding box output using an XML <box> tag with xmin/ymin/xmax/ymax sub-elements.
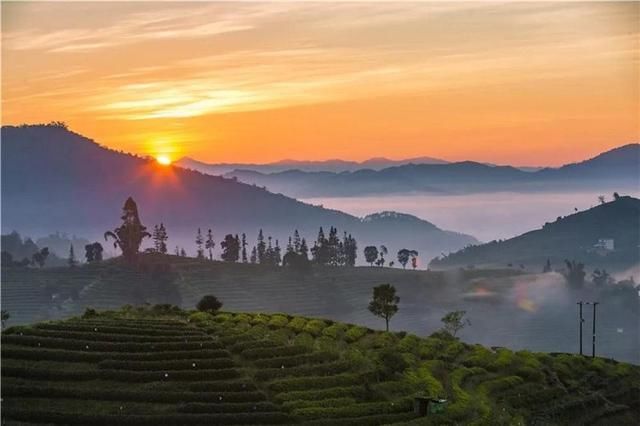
<box><xmin>364</xmin><ymin>246</ymin><xmax>379</xmax><ymax>266</ymax></box>
<box><xmin>221</xmin><ymin>234</ymin><xmax>240</xmax><ymax>262</ymax></box>
<box><xmin>32</xmin><ymin>247</ymin><xmax>50</xmax><ymax>268</ymax></box>
<box><xmin>104</xmin><ymin>197</ymin><xmax>150</xmax><ymax>261</ymax></box>
<box><xmin>397</xmin><ymin>249</ymin><xmax>418</xmax><ymax>269</ymax></box>
<box><xmin>84</xmin><ymin>243</ymin><xmax>103</xmax><ymax>263</ymax></box>
<box><xmin>441</xmin><ymin>310</ymin><xmax>470</xmax><ymax>337</ymax></box>
<box><xmin>376</xmin><ymin>245</ymin><xmax>388</xmax><ymax>267</ymax></box>
<box><xmin>342</xmin><ymin>232</ymin><xmax>358</xmax><ymax>266</ymax></box>
<box><xmin>368</xmin><ymin>284</ymin><xmax>399</xmax><ymax>332</ymax></box>
<box><xmin>564</xmin><ymin>259</ymin><xmax>586</xmax><ymax>288</ymax></box>
<box><xmin>196</xmin><ymin>295</ymin><xmax>223</xmax><ymax>313</ymax></box>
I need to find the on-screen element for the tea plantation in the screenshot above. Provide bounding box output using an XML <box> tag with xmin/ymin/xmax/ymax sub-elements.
<box><xmin>2</xmin><ymin>306</ymin><xmax>638</xmax><ymax>425</ymax></box>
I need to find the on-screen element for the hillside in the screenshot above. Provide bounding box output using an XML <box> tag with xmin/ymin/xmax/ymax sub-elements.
<box><xmin>2</xmin><ymin>307</ymin><xmax>638</xmax><ymax>425</ymax></box>
<box><xmin>0</xmin><ymin>124</ymin><xmax>476</xmax><ymax>261</ymax></box>
<box><xmin>430</xmin><ymin>196</ymin><xmax>640</xmax><ymax>271</ymax></box>
<box><xmin>3</xmin><ymin>256</ymin><xmax>639</xmax><ymax>363</ymax></box>
<box><xmin>220</xmin><ymin>144</ymin><xmax>639</xmax><ymax>197</ymax></box>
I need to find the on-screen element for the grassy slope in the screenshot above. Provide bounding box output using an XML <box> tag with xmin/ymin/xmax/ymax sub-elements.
<box><xmin>2</xmin><ymin>307</ymin><xmax>639</xmax><ymax>425</ymax></box>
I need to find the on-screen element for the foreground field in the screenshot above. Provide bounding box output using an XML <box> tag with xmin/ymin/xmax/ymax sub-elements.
<box><xmin>2</xmin><ymin>306</ymin><xmax>638</xmax><ymax>425</ymax></box>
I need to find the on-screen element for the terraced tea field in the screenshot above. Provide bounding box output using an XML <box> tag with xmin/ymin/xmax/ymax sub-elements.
<box><xmin>2</xmin><ymin>307</ymin><xmax>639</xmax><ymax>425</ymax></box>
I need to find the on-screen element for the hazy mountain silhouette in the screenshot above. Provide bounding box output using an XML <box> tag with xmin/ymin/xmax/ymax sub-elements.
<box><xmin>430</xmin><ymin>195</ymin><xmax>640</xmax><ymax>271</ymax></box>
<box><xmin>177</xmin><ymin>155</ymin><xmax>448</xmax><ymax>175</ymax></box>
<box><xmin>1</xmin><ymin>124</ymin><xmax>476</xmax><ymax>262</ymax></box>
<box><xmin>216</xmin><ymin>145</ymin><xmax>639</xmax><ymax>197</ymax></box>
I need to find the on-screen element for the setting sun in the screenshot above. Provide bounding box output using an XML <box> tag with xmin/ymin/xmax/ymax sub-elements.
<box><xmin>156</xmin><ymin>154</ymin><xmax>172</xmax><ymax>166</ymax></box>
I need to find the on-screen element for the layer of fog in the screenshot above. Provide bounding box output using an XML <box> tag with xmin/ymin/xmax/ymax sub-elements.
<box><xmin>302</xmin><ymin>190</ymin><xmax>639</xmax><ymax>242</ymax></box>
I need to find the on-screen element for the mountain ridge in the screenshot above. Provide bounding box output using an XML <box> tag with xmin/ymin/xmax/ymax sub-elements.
<box><xmin>1</xmin><ymin>124</ymin><xmax>477</xmax><ymax>263</ymax></box>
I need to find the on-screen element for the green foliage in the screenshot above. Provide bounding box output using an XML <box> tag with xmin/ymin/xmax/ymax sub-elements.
<box><xmin>405</xmin><ymin>365</ymin><xmax>445</xmax><ymax>397</ymax></box>
<box><xmin>322</xmin><ymin>323</ymin><xmax>347</xmax><ymax>340</ymax></box>
<box><xmin>268</xmin><ymin>315</ymin><xmax>289</xmax><ymax>328</ymax></box>
<box><xmin>303</xmin><ymin>319</ymin><xmax>328</xmax><ymax>337</ymax></box>
<box><xmin>287</xmin><ymin>317</ymin><xmax>307</xmax><ymax>333</ymax></box>
<box><xmin>345</xmin><ymin>326</ymin><xmax>368</xmax><ymax>343</ymax></box>
<box><xmin>188</xmin><ymin>311</ymin><xmax>212</xmax><ymax>324</ymax></box>
<box><xmin>368</xmin><ymin>284</ymin><xmax>399</xmax><ymax>331</ymax></box>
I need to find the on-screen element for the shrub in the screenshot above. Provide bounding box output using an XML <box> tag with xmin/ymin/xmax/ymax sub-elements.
<box><xmin>231</xmin><ymin>313</ymin><xmax>252</xmax><ymax>323</ymax></box>
<box><xmin>242</xmin><ymin>345</ymin><xmax>308</xmax><ymax>360</ymax></box>
<box><xmin>253</xmin><ymin>351</ymin><xmax>339</xmax><ymax>369</ymax></box>
<box><xmin>375</xmin><ymin>348</ymin><xmax>410</xmax><ymax>380</ymax></box>
<box><xmin>268</xmin><ymin>315</ymin><xmax>289</xmax><ymax>328</ymax></box>
<box><xmin>82</xmin><ymin>308</ymin><xmax>98</xmax><ymax>319</ymax></box>
<box><xmin>404</xmin><ymin>365</ymin><xmax>445</xmax><ymax>397</ymax></box>
<box><xmin>322</xmin><ymin>324</ymin><xmax>346</xmax><ymax>340</ymax></box>
<box><xmin>250</xmin><ymin>314</ymin><xmax>270</xmax><ymax>325</ymax></box>
<box><xmin>254</xmin><ymin>360</ymin><xmax>352</xmax><ymax>381</ymax></box>
<box><xmin>269</xmin><ymin>373</ymin><xmax>364</xmax><ymax>393</ymax></box>
<box><xmin>197</xmin><ymin>295</ymin><xmax>223</xmax><ymax>314</ymax></box>
<box><xmin>35</xmin><ymin>323</ymin><xmax>205</xmax><ymax>337</ymax></box>
<box><xmin>1</xmin><ymin>334</ymin><xmax>222</xmax><ymax>352</ymax></box>
<box><xmin>287</xmin><ymin>317</ymin><xmax>307</xmax><ymax>333</ymax></box>
<box><xmin>189</xmin><ymin>381</ymin><xmax>258</xmax><ymax>392</ymax></box>
<box><xmin>230</xmin><ymin>340</ymin><xmax>279</xmax><ymax>353</ymax></box>
<box><xmin>188</xmin><ymin>312</ymin><xmax>212</xmax><ymax>324</ymax></box>
<box><xmin>2</xmin><ymin>409</ymin><xmax>290</xmax><ymax>425</ymax></box>
<box><xmin>303</xmin><ymin>320</ymin><xmax>327</xmax><ymax>337</ymax></box>
<box><xmin>10</xmin><ymin>328</ymin><xmax>200</xmax><ymax>343</ymax></box>
<box><xmin>345</xmin><ymin>326</ymin><xmax>368</xmax><ymax>343</ymax></box>
<box><xmin>282</xmin><ymin>397</ymin><xmax>356</xmax><ymax>411</ymax></box>
<box><xmin>292</xmin><ymin>332</ymin><xmax>314</xmax><ymax>348</ymax></box>
<box><xmin>98</xmin><ymin>357</ymin><xmax>234</xmax><ymax>371</ymax></box>
<box><xmin>291</xmin><ymin>399</ymin><xmax>412</xmax><ymax>419</ymax></box>
<box><xmin>397</xmin><ymin>334</ymin><xmax>421</xmax><ymax>355</ymax></box>
<box><xmin>274</xmin><ymin>386</ymin><xmax>366</xmax><ymax>403</ymax></box>
<box><xmin>212</xmin><ymin>313</ymin><xmax>232</xmax><ymax>323</ymax></box>
<box><xmin>178</xmin><ymin>402</ymin><xmax>281</xmax><ymax>413</ymax></box>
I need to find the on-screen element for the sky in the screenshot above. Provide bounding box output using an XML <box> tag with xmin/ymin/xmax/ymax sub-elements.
<box><xmin>2</xmin><ymin>1</ymin><xmax>638</xmax><ymax>166</ymax></box>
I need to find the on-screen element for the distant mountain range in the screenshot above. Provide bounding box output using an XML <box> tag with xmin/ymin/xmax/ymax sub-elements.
<box><xmin>1</xmin><ymin>125</ymin><xmax>477</xmax><ymax>263</ymax></box>
<box><xmin>430</xmin><ymin>195</ymin><xmax>640</xmax><ymax>271</ymax></box>
<box><xmin>177</xmin><ymin>155</ymin><xmax>449</xmax><ymax>175</ymax></box>
<box><xmin>180</xmin><ymin>144</ymin><xmax>639</xmax><ymax>198</ymax></box>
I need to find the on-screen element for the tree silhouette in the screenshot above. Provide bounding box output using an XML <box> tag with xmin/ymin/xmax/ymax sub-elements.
<box><xmin>205</xmin><ymin>229</ymin><xmax>215</xmax><ymax>260</ymax></box>
<box><xmin>563</xmin><ymin>259</ymin><xmax>586</xmax><ymax>288</ymax></box>
<box><xmin>364</xmin><ymin>246</ymin><xmax>379</xmax><ymax>266</ymax></box>
<box><xmin>592</xmin><ymin>269</ymin><xmax>613</xmax><ymax>286</ymax></box>
<box><xmin>157</xmin><ymin>223</ymin><xmax>168</xmax><ymax>254</ymax></box>
<box><xmin>613</xmin><ymin>192</ymin><xmax>620</xmax><ymax>200</ymax></box>
<box><xmin>397</xmin><ymin>249</ymin><xmax>417</xmax><ymax>269</ymax></box>
<box><xmin>84</xmin><ymin>243</ymin><xmax>103</xmax><ymax>263</ymax></box>
<box><xmin>196</xmin><ymin>295</ymin><xmax>223</xmax><ymax>313</ymax></box>
<box><xmin>543</xmin><ymin>258</ymin><xmax>552</xmax><ymax>273</ymax></box>
<box><xmin>378</xmin><ymin>245</ymin><xmax>388</xmax><ymax>267</ymax></box>
<box><xmin>368</xmin><ymin>284</ymin><xmax>399</xmax><ymax>332</ymax></box>
<box><xmin>441</xmin><ymin>310</ymin><xmax>470</xmax><ymax>337</ymax></box>
<box><xmin>221</xmin><ymin>234</ymin><xmax>240</xmax><ymax>262</ymax></box>
<box><xmin>241</xmin><ymin>233</ymin><xmax>248</xmax><ymax>263</ymax></box>
<box><xmin>257</xmin><ymin>229</ymin><xmax>266</xmax><ymax>264</ymax></box>
<box><xmin>597</xmin><ymin>195</ymin><xmax>606</xmax><ymax>205</ymax></box>
<box><xmin>68</xmin><ymin>244</ymin><xmax>77</xmax><ymax>267</ymax></box>
<box><xmin>195</xmin><ymin>228</ymin><xmax>205</xmax><ymax>259</ymax></box>
<box><xmin>104</xmin><ymin>197</ymin><xmax>150</xmax><ymax>262</ymax></box>
<box><xmin>32</xmin><ymin>247</ymin><xmax>50</xmax><ymax>268</ymax></box>
<box><xmin>250</xmin><ymin>246</ymin><xmax>257</xmax><ymax>264</ymax></box>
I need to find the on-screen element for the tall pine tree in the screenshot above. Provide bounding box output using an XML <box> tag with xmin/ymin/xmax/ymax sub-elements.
<box><xmin>205</xmin><ymin>229</ymin><xmax>215</xmax><ymax>260</ymax></box>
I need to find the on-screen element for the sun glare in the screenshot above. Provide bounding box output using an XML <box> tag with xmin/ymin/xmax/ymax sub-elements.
<box><xmin>156</xmin><ymin>154</ymin><xmax>172</xmax><ymax>166</ymax></box>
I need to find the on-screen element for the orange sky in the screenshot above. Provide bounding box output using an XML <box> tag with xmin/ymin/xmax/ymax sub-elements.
<box><xmin>2</xmin><ymin>1</ymin><xmax>638</xmax><ymax>166</ymax></box>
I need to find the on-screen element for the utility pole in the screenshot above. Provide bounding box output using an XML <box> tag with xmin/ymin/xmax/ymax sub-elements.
<box><xmin>589</xmin><ymin>302</ymin><xmax>599</xmax><ymax>358</ymax></box>
<box><xmin>577</xmin><ymin>301</ymin><xmax>584</xmax><ymax>355</ymax></box>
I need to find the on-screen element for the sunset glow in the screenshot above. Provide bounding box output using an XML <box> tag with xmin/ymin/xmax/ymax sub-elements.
<box><xmin>2</xmin><ymin>1</ymin><xmax>638</xmax><ymax>166</ymax></box>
